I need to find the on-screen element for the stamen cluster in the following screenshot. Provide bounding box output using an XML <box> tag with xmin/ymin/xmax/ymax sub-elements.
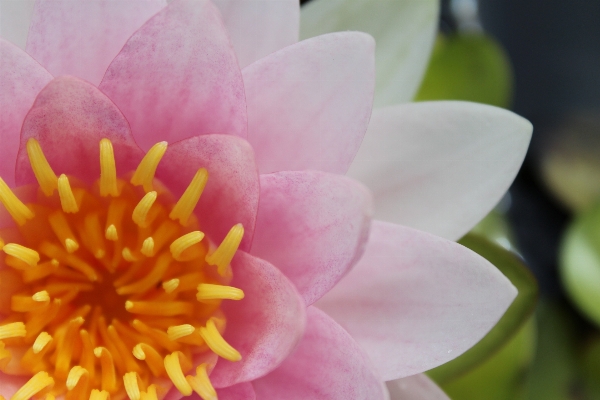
<box><xmin>0</xmin><ymin>139</ymin><xmax>245</xmax><ymax>400</ymax></box>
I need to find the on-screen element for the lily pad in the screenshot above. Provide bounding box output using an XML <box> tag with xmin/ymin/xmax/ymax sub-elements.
<box><xmin>560</xmin><ymin>201</ymin><xmax>600</xmax><ymax>327</ymax></box>
<box><xmin>427</xmin><ymin>234</ymin><xmax>538</xmax><ymax>383</ymax></box>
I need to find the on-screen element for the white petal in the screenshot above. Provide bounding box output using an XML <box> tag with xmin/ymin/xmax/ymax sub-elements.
<box><xmin>0</xmin><ymin>0</ymin><xmax>35</xmax><ymax>48</ymax></box>
<box><xmin>300</xmin><ymin>0</ymin><xmax>439</xmax><ymax>106</ymax></box>
<box><xmin>387</xmin><ymin>374</ymin><xmax>449</xmax><ymax>400</ymax></box>
<box><xmin>348</xmin><ymin>101</ymin><xmax>532</xmax><ymax>240</ymax></box>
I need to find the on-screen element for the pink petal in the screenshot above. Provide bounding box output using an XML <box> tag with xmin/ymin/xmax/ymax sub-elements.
<box><xmin>0</xmin><ymin>0</ymin><xmax>36</xmax><ymax>49</ymax></box>
<box><xmin>317</xmin><ymin>220</ymin><xmax>518</xmax><ymax>381</ymax></box>
<box><xmin>387</xmin><ymin>374</ymin><xmax>449</xmax><ymax>400</ymax></box>
<box><xmin>0</xmin><ymin>374</ymin><xmax>28</xmax><ymax>399</ymax></box>
<box><xmin>26</xmin><ymin>0</ymin><xmax>166</xmax><ymax>86</ymax></box>
<box><xmin>99</xmin><ymin>0</ymin><xmax>247</xmax><ymax>152</ymax></box>
<box><xmin>348</xmin><ymin>101</ymin><xmax>533</xmax><ymax>240</ymax></box>
<box><xmin>253</xmin><ymin>307</ymin><xmax>389</xmax><ymax>400</ymax></box>
<box><xmin>243</xmin><ymin>32</ymin><xmax>375</xmax><ymax>174</ymax></box>
<box><xmin>217</xmin><ymin>382</ymin><xmax>256</xmax><ymax>399</ymax></box>
<box><xmin>155</xmin><ymin>134</ymin><xmax>259</xmax><ymax>252</ymax></box>
<box><xmin>251</xmin><ymin>171</ymin><xmax>373</xmax><ymax>305</ymax></box>
<box><xmin>213</xmin><ymin>0</ymin><xmax>299</xmax><ymax>68</ymax></box>
<box><xmin>15</xmin><ymin>76</ymin><xmax>144</xmax><ymax>186</ymax></box>
<box><xmin>0</xmin><ymin>39</ymin><xmax>52</xmax><ymax>187</ymax></box>
<box><xmin>210</xmin><ymin>251</ymin><xmax>306</xmax><ymax>388</ymax></box>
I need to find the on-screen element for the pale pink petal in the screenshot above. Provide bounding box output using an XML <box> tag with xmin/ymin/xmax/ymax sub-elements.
<box><xmin>210</xmin><ymin>251</ymin><xmax>306</xmax><ymax>388</ymax></box>
<box><xmin>243</xmin><ymin>32</ymin><xmax>375</xmax><ymax>174</ymax></box>
<box><xmin>100</xmin><ymin>0</ymin><xmax>247</xmax><ymax>152</ymax></box>
<box><xmin>251</xmin><ymin>171</ymin><xmax>373</xmax><ymax>305</ymax></box>
<box><xmin>15</xmin><ymin>76</ymin><xmax>144</xmax><ymax>185</ymax></box>
<box><xmin>155</xmin><ymin>134</ymin><xmax>259</xmax><ymax>252</ymax></box>
<box><xmin>348</xmin><ymin>102</ymin><xmax>532</xmax><ymax>240</ymax></box>
<box><xmin>0</xmin><ymin>39</ymin><xmax>52</xmax><ymax>187</ymax></box>
<box><xmin>26</xmin><ymin>0</ymin><xmax>166</xmax><ymax>86</ymax></box>
<box><xmin>0</xmin><ymin>374</ymin><xmax>28</xmax><ymax>398</ymax></box>
<box><xmin>387</xmin><ymin>374</ymin><xmax>449</xmax><ymax>400</ymax></box>
<box><xmin>213</xmin><ymin>0</ymin><xmax>299</xmax><ymax>68</ymax></box>
<box><xmin>317</xmin><ymin>220</ymin><xmax>517</xmax><ymax>381</ymax></box>
<box><xmin>0</xmin><ymin>0</ymin><xmax>36</xmax><ymax>49</ymax></box>
<box><xmin>253</xmin><ymin>307</ymin><xmax>389</xmax><ymax>400</ymax></box>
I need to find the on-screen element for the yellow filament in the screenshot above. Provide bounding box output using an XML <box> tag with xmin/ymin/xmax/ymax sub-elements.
<box><xmin>131</xmin><ymin>141</ymin><xmax>168</xmax><ymax>192</ymax></box>
<box><xmin>141</xmin><ymin>237</ymin><xmax>155</xmax><ymax>257</ymax></box>
<box><xmin>32</xmin><ymin>290</ymin><xmax>50</xmax><ymax>302</ymax></box>
<box><xmin>100</xmin><ymin>138</ymin><xmax>119</xmax><ymax>197</ymax></box>
<box><xmin>39</xmin><ymin>241</ymin><xmax>98</xmax><ymax>281</ymax></box>
<box><xmin>199</xmin><ymin>319</ymin><xmax>241</xmax><ymax>362</ymax></box>
<box><xmin>22</xmin><ymin>259</ymin><xmax>59</xmax><ymax>283</ymax></box>
<box><xmin>169</xmin><ymin>168</ymin><xmax>208</xmax><ymax>225</ymax></box>
<box><xmin>107</xmin><ymin>325</ymin><xmax>142</xmax><ymax>373</ymax></box>
<box><xmin>132</xmin><ymin>343</ymin><xmax>164</xmax><ymax>377</ymax></box>
<box><xmin>89</xmin><ymin>389</ymin><xmax>110</xmax><ymax>400</ymax></box>
<box><xmin>196</xmin><ymin>284</ymin><xmax>244</xmax><ymax>301</ymax></box>
<box><xmin>125</xmin><ymin>300</ymin><xmax>193</xmax><ymax>316</ymax></box>
<box><xmin>3</xmin><ymin>243</ymin><xmax>40</xmax><ymax>267</ymax></box>
<box><xmin>123</xmin><ymin>371</ymin><xmax>141</xmax><ymax>400</ymax></box>
<box><xmin>66</xmin><ymin>366</ymin><xmax>89</xmax><ymax>390</ymax></box>
<box><xmin>0</xmin><ymin>341</ymin><xmax>11</xmax><ymax>371</ymax></box>
<box><xmin>205</xmin><ymin>224</ymin><xmax>244</xmax><ymax>275</ymax></box>
<box><xmin>32</xmin><ymin>332</ymin><xmax>52</xmax><ymax>354</ymax></box>
<box><xmin>26</xmin><ymin>138</ymin><xmax>58</xmax><ymax>196</ymax></box>
<box><xmin>122</xmin><ymin>247</ymin><xmax>139</xmax><ymax>262</ymax></box>
<box><xmin>11</xmin><ymin>292</ymin><xmax>49</xmax><ymax>312</ymax></box>
<box><xmin>187</xmin><ymin>364</ymin><xmax>217</xmax><ymax>400</ymax></box>
<box><xmin>0</xmin><ymin>177</ymin><xmax>34</xmax><ymax>226</ymax></box>
<box><xmin>163</xmin><ymin>278</ymin><xmax>180</xmax><ymax>293</ymax></box>
<box><xmin>140</xmin><ymin>385</ymin><xmax>158</xmax><ymax>400</ymax></box>
<box><xmin>57</xmin><ymin>174</ymin><xmax>79</xmax><ymax>213</ymax></box>
<box><xmin>164</xmin><ymin>351</ymin><xmax>192</xmax><ymax>396</ymax></box>
<box><xmin>48</xmin><ymin>211</ymin><xmax>79</xmax><ymax>253</ymax></box>
<box><xmin>0</xmin><ymin>322</ymin><xmax>26</xmax><ymax>339</ymax></box>
<box><xmin>131</xmin><ymin>320</ymin><xmax>180</xmax><ymax>353</ymax></box>
<box><xmin>94</xmin><ymin>347</ymin><xmax>118</xmax><ymax>393</ymax></box>
<box><xmin>167</xmin><ymin>324</ymin><xmax>195</xmax><ymax>341</ymax></box>
<box><xmin>170</xmin><ymin>231</ymin><xmax>205</xmax><ymax>261</ymax></box>
<box><xmin>83</xmin><ymin>212</ymin><xmax>107</xmax><ymax>259</ymax></box>
<box><xmin>105</xmin><ymin>225</ymin><xmax>118</xmax><ymax>241</ymax></box>
<box><xmin>55</xmin><ymin>317</ymin><xmax>85</xmax><ymax>379</ymax></box>
<box><xmin>132</xmin><ymin>191</ymin><xmax>157</xmax><ymax>228</ymax></box>
<box><xmin>10</xmin><ymin>371</ymin><xmax>54</xmax><ymax>400</ymax></box>
<box><xmin>116</xmin><ymin>252</ymin><xmax>172</xmax><ymax>295</ymax></box>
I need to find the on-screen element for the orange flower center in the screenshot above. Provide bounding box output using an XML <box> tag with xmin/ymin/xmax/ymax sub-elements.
<box><xmin>0</xmin><ymin>139</ymin><xmax>244</xmax><ymax>400</ymax></box>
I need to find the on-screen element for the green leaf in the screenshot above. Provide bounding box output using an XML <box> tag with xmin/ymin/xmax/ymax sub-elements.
<box><xmin>427</xmin><ymin>234</ymin><xmax>538</xmax><ymax>383</ymax></box>
<box><xmin>560</xmin><ymin>201</ymin><xmax>600</xmax><ymax>328</ymax></box>
<box><xmin>300</xmin><ymin>0</ymin><xmax>439</xmax><ymax>106</ymax></box>
<box><xmin>415</xmin><ymin>33</ymin><xmax>513</xmax><ymax>108</ymax></box>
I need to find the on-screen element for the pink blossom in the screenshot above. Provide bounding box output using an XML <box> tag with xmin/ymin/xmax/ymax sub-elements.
<box><xmin>0</xmin><ymin>0</ymin><xmax>532</xmax><ymax>399</ymax></box>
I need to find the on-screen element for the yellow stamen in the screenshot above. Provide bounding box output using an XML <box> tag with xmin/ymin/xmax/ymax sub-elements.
<box><xmin>94</xmin><ymin>347</ymin><xmax>118</xmax><ymax>393</ymax></box>
<box><xmin>57</xmin><ymin>174</ymin><xmax>79</xmax><ymax>213</ymax></box>
<box><xmin>0</xmin><ymin>341</ymin><xmax>11</xmax><ymax>371</ymax></box>
<box><xmin>26</xmin><ymin>138</ymin><xmax>58</xmax><ymax>196</ymax></box>
<box><xmin>25</xmin><ymin>299</ymin><xmax>61</xmax><ymax>341</ymax></box>
<box><xmin>107</xmin><ymin>325</ymin><xmax>142</xmax><ymax>373</ymax></box>
<box><xmin>48</xmin><ymin>211</ymin><xmax>79</xmax><ymax>253</ymax></box>
<box><xmin>22</xmin><ymin>259</ymin><xmax>59</xmax><ymax>283</ymax></box>
<box><xmin>164</xmin><ymin>351</ymin><xmax>193</xmax><ymax>396</ymax></box>
<box><xmin>205</xmin><ymin>224</ymin><xmax>244</xmax><ymax>276</ymax></box>
<box><xmin>116</xmin><ymin>252</ymin><xmax>172</xmax><ymax>295</ymax></box>
<box><xmin>39</xmin><ymin>241</ymin><xmax>98</xmax><ymax>281</ymax></box>
<box><xmin>122</xmin><ymin>247</ymin><xmax>139</xmax><ymax>262</ymax></box>
<box><xmin>167</xmin><ymin>324</ymin><xmax>195</xmax><ymax>341</ymax></box>
<box><xmin>0</xmin><ymin>177</ymin><xmax>34</xmax><ymax>226</ymax></box>
<box><xmin>187</xmin><ymin>364</ymin><xmax>217</xmax><ymax>400</ymax></box>
<box><xmin>0</xmin><ymin>322</ymin><xmax>26</xmax><ymax>339</ymax></box>
<box><xmin>66</xmin><ymin>366</ymin><xmax>89</xmax><ymax>390</ymax></box>
<box><xmin>141</xmin><ymin>237</ymin><xmax>155</xmax><ymax>257</ymax></box>
<box><xmin>32</xmin><ymin>332</ymin><xmax>53</xmax><ymax>354</ymax></box>
<box><xmin>125</xmin><ymin>300</ymin><xmax>193</xmax><ymax>316</ymax></box>
<box><xmin>199</xmin><ymin>319</ymin><xmax>241</xmax><ymax>362</ymax></box>
<box><xmin>105</xmin><ymin>224</ymin><xmax>118</xmax><ymax>241</ymax></box>
<box><xmin>89</xmin><ymin>389</ymin><xmax>110</xmax><ymax>400</ymax></box>
<box><xmin>131</xmin><ymin>141</ymin><xmax>168</xmax><ymax>192</ymax></box>
<box><xmin>196</xmin><ymin>283</ymin><xmax>244</xmax><ymax>301</ymax></box>
<box><xmin>11</xmin><ymin>291</ymin><xmax>50</xmax><ymax>312</ymax></box>
<box><xmin>105</xmin><ymin>199</ymin><xmax>127</xmax><ymax>241</ymax></box>
<box><xmin>83</xmin><ymin>212</ymin><xmax>107</xmax><ymax>259</ymax></box>
<box><xmin>132</xmin><ymin>191</ymin><xmax>157</xmax><ymax>228</ymax></box>
<box><xmin>55</xmin><ymin>317</ymin><xmax>85</xmax><ymax>379</ymax></box>
<box><xmin>132</xmin><ymin>343</ymin><xmax>165</xmax><ymax>377</ymax></box>
<box><xmin>140</xmin><ymin>385</ymin><xmax>158</xmax><ymax>400</ymax></box>
<box><xmin>2</xmin><ymin>243</ymin><xmax>39</xmax><ymax>267</ymax></box>
<box><xmin>169</xmin><ymin>168</ymin><xmax>208</xmax><ymax>226</ymax></box>
<box><xmin>131</xmin><ymin>320</ymin><xmax>180</xmax><ymax>353</ymax></box>
<box><xmin>124</xmin><ymin>371</ymin><xmax>142</xmax><ymax>400</ymax></box>
<box><xmin>11</xmin><ymin>371</ymin><xmax>54</xmax><ymax>400</ymax></box>
<box><xmin>100</xmin><ymin>138</ymin><xmax>119</xmax><ymax>197</ymax></box>
<box><xmin>162</xmin><ymin>278</ymin><xmax>180</xmax><ymax>294</ymax></box>
<box><xmin>170</xmin><ymin>231</ymin><xmax>205</xmax><ymax>261</ymax></box>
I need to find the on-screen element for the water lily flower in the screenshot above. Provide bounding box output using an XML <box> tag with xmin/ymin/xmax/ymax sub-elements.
<box><xmin>0</xmin><ymin>0</ymin><xmax>532</xmax><ymax>399</ymax></box>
